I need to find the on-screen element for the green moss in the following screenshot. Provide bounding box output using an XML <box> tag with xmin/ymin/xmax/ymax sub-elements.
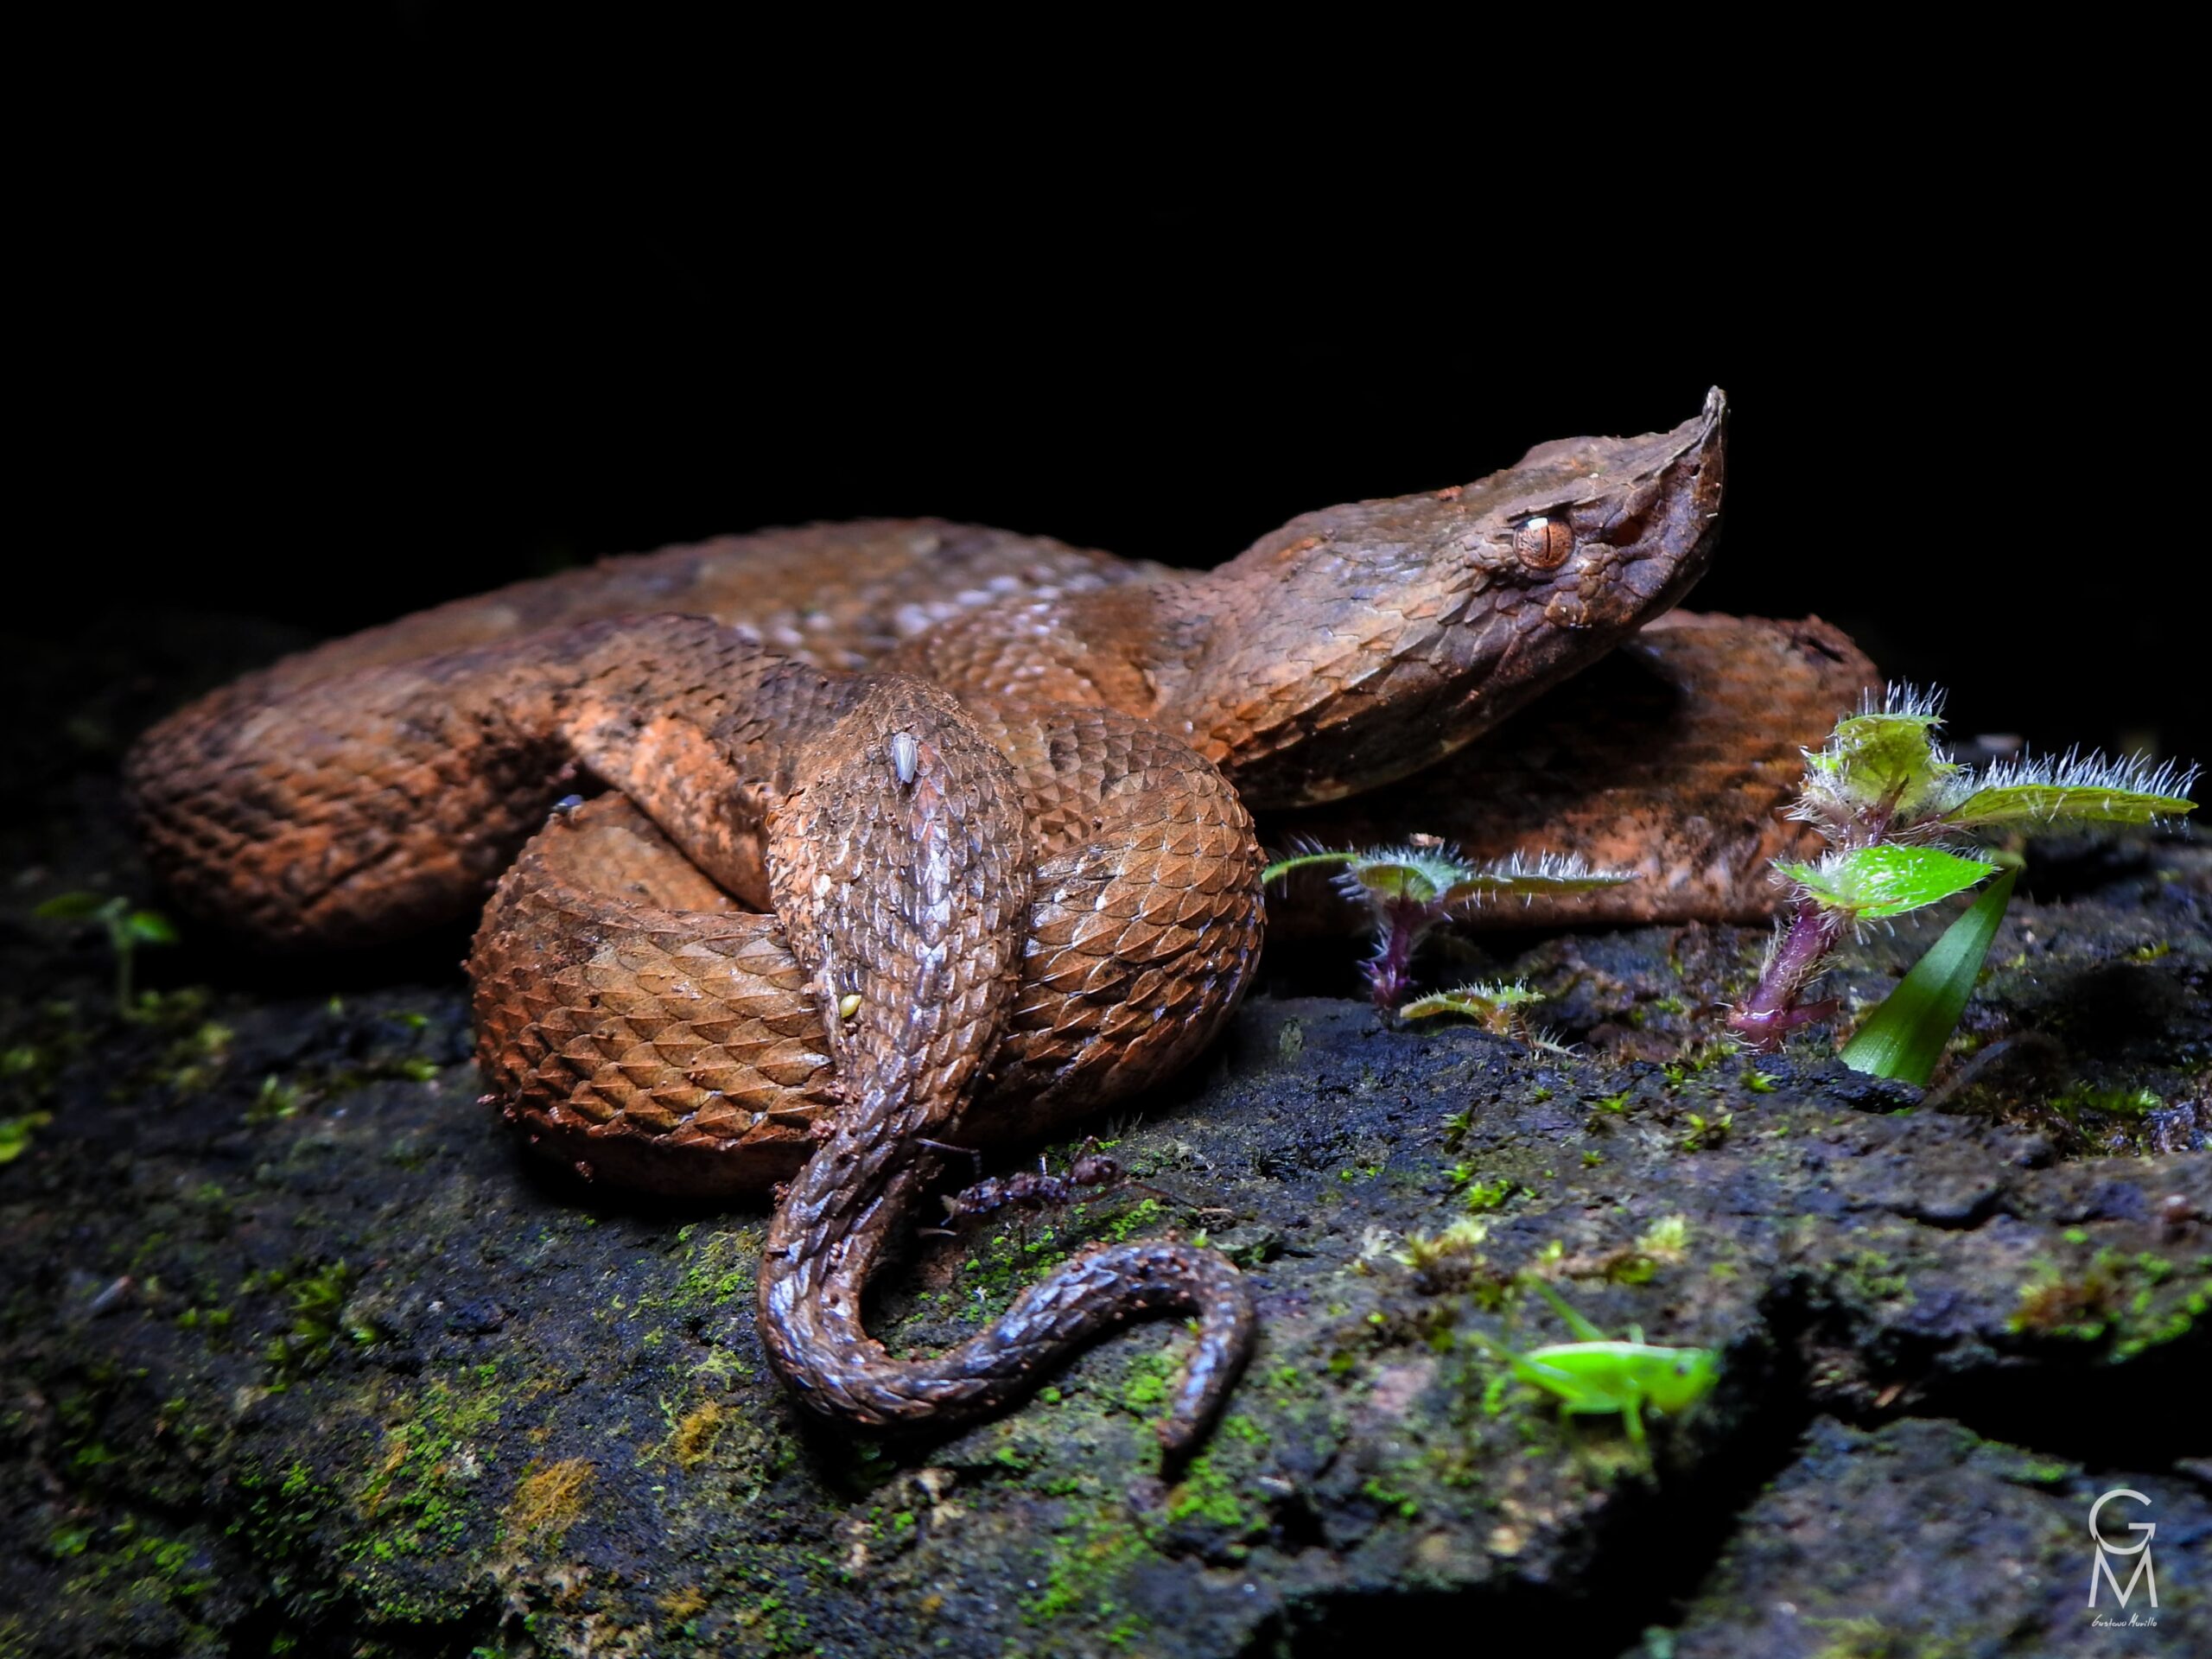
<box><xmin>722</xmin><ymin>1570</ymin><xmax>813</xmax><ymax>1653</ymax></box>
<box><xmin>2050</xmin><ymin>1084</ymin><xmax>2164</xmax><ymax>1120</ymax></box>
<box><xmin>1601</xmin><ymin>1216</ymin><xmax>1694</xmax><ymax>1285</ymax></box>
<box><xmin>1118</xmin><ymin>1351</ymin><xmax>1175</xmax><ymax>1417</ymax></box>
<box><xmin>337</xmin><ymin>1363</ymin><xmax>537</xmax><ymax>1615</ymax></box>
<box><xmin>1833</xmin><ymin>1249</ymin><xmax>1910</xmax><ymax>1303</ymax></box>
<box><xmin>2007</xmin><ymin>1247</ymin><xmax>2208</xmax><ymax>1357</ymax></box>
<box><xmin>1996</xmin><ymin>1456</ymin><xmax>2075</xmax><ymax>1487</ymax></box>
<box><xmin>1361</xmin><ymin>1474</ymin><xmax>1420</xmax><ymax>1520</ymax></box>
<box><xmin>1677</xmin><ymin>1110</ymin><xmax>1732</xmax><ymax>1152</ymax></box>
<box><xmin>259</xmin><ymin>1259</ymin><xmax>366</xmax><ymax>1380</ymax></box>
<box><xmin>1025</xmin><ymin>1503</ymin><xmax>1160</xmax><ymax>1634</ymax></box>
<box><xmin>58</xmin><ymin>1520</ymin><xmax>219</xmax><ymax>1608</ymax></box>
<box><xmin>1458</xmin><ymin>1177</ymin><xmax>1520</xmax><ymax>1214</ymax></box>
<box><xmin>248</xmin><ymin>1074</ymin><xmax>304</xmax><ymax>1123</ymax></box>
<box><xmin>1166</xmin><ymin>1452</ymin><xmax>1254</xmax><ymax>1530</ymax></box>
<box><xmin>658</xmin><ymin>1227</ymin><xmax>762</xmax><ymax>1313</ymax></box>
<box><xmin>1803</xmin><ymin>1614</ymin><xmax>1907</xmax><ymax>1659</ymax></box>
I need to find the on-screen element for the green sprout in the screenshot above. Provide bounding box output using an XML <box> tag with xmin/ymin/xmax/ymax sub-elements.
<box><xmin>1263</xmin><ymin>843</ymin><xmax>1630</xmax><ymax>1014</ymax></box>
<box><xmin>0</xmin><ymin>1112</ymin><xmax>54</xmax><ymax>1165</ymax></box>
<box><xmin>32</xmin><ymin>892</ymin><xmax>180</xmax><ymax>1013</ymax></box>
<box><xmin>1471</xmin><ymin>1280</ymin><xmax>1719</xmax><ymax>1469</ymax></box>
<box><xmin>1728</xmin><ymin>688</ymin><xmax>2197</xmax><ymax>1080</ymax></box>
<box><xmin>1399</xmin><ymin>980</ymin><xmax>1572</xmax><ymax>1053</ymax></box>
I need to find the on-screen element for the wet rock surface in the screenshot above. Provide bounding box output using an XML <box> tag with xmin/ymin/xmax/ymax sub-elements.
<box><xmin>1663</xmin><ymin>1416</ymin><xmax>2209</xmax><ymax>1658</ymax></box>
<box><xmin>2</xmin><ymin>624</ymin><xmax>2207</xmax><ymax>1657</ymax></box>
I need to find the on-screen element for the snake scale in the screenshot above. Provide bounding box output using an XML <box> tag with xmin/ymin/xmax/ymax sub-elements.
<box><xmin>128</xmin><ymin>392</ymin><xmax>1733</xmax><ymax>1451</ymax></box>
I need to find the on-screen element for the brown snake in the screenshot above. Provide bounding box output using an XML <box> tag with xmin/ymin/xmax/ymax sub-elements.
<box><xmin>127</xmin><ymin>392</ymin><xmax>1732</xmax><ymax>1451</ymax></box>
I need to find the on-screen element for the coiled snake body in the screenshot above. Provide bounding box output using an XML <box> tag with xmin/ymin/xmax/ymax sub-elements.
<box><xmin>128</xmin><ymin>394</ymin><xmax>1727</xmax><ymax>1449</ymax></box>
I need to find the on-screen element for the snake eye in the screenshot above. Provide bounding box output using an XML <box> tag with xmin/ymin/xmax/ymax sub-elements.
<box><xmin>1514</xmin><ymin>516</ymin><xmax>1574</xmax><ymax>571</ymax></box>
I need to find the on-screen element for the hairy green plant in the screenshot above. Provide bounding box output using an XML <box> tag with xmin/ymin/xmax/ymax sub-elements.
<box><xmin>33</xmin><ymin>892</ymin><xmax>179</xmax><ymax>1013</ymax></box>
<box><xmin>1263</xmin><ymin>843</ymin><xmax>1628</xmax><ymax>1014</ymax></box>
<box><xmin>1398</xmin><ymin>980</ymin><xmax>1573</xmax><ymax>1053</ymax></box>
<box><xmin>1728</xmin><ymin>688</ymin><xmax>2197</xmax><ymax>1080</ymax></box>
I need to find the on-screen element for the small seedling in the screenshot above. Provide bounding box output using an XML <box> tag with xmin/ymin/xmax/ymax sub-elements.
<box><xmin>0</xmin><ymin>1112</ymin><xmax>54</xmax><ymax>1165</ymax></box>
<box><xmin>1263</xmin><ymin>842</ymin><xmax>1629</xmax><ymax>1014</ymax></box>
<box><xmin>1471</xmin><ymin>1280</ymin><xmax>1719</xmax><ymax>1467</ymax></box>
<box><xmin>1728</xmin><ymin>689</ymin><xmax>2197</xmax><ymax>1080</ymax></box>
<box><xmin>32</xmin><ymin>893</ymin><xmax>180</xmax><ymax>1014</ymax></box>
<box><xmin>1399</xmin><ymin>980</ymin><xmax>1574</xmax><ymax>1054</ymax></box>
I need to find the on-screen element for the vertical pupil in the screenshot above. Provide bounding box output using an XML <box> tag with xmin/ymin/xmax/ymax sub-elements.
<box><xmin>1516</xmin><ymin>518</ymin><xmax>1572</xmax><ymax>569</ymax></box>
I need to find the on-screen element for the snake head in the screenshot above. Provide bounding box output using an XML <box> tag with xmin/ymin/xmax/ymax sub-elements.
<box><xmin>1195</xmin><ymin>390</ymin><xmax>1728</xmax><ymax>808</ymax></box>
<box><xmin>1473</xmin><ymin>384</ymin><xmax>1729</xmax><ymax>630</ymax></box>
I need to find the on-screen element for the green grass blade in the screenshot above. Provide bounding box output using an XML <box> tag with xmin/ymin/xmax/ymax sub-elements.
<box><xmin>1840</xmin><ymin>868</ymin><xmax>2017</xmax><ymax>1086</ymax></box>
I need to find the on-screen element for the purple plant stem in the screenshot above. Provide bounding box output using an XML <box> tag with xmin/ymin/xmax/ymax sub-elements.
<box><xmin>1364</xmin><ymin>894</ymin><xmax>1438</xmax><ymax>1015</ymax></box>
<box><xmin>1729</xmin><ymin>896</ymin><xmax>1848</xmax><ymax>1052</ymax></box>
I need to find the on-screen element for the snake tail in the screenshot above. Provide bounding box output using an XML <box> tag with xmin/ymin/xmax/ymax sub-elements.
<box><xmin>760</xmin><ymin>1230</ymin><xmax>1255</xmax><ymax>1454</ymax></box>
<box><xmin>752</xmin><ymin>673</ymin><xmax>1254</xmax><ymax>1449</ymax></box>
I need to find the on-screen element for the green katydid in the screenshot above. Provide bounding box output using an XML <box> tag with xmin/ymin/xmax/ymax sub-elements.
<box><xmin>1472</xmin><ymin>1281</ymin><xmax>1719</xmax><ymax>1465</ymax></box>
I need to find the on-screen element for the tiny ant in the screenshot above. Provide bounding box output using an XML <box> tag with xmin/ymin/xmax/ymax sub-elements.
<box><xmin>919</xmin><ymin>1137</ymin><xmax>1170</xmax><ymax>1236</ymax></box>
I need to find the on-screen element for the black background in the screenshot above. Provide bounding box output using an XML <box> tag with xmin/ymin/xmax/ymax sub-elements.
<box><xmin>19</xmin><ymin>20</ymin><xmax>2203</xmax><ymax>785</ymax></box>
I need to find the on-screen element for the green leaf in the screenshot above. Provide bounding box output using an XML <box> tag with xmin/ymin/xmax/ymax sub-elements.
<box><xmin>1777</xmin><ymin>843</ymin><xmax>1994</xmax><ymax>919</ymax></box>
<box><xmin>1834</xmin><ymin>709</ymin><xmax>1938</xmax><ymax>771</ymax></box>
<box><xmin>123</xmin><ymin>911</ymin><xmax>180</xmax><ymax>946</ymax></box>
<box><xmin>33</xmin><ymin>892</ymin><xmax>115</xmax><ymax>922</ymax></box>
<box><xmin>1840</xmin><ymin>868</ymin><xmax>2017</xmax><ymax>1086</ymax></box>
<box><xmin>1940</xmin><ymin>782</ymin><xmax>2197</xmax><ymax>831</ymax></box>
<box><xmin>1809</xmin><ymin>710</ymin><xmax>1958</xmax><ymax>812</ymax></box>
<box><xmin>1266</xmin><ymin>849</ymin><xmax>1451</xmax><ymax>902</ymax></box>
<box><xmin>1265</xmin><ymin>845</ymin><xmax>1633</xmax><ymax>908</ymax></box>
<box><xmin>1343</xmin><ymin>858</ymin><xmax>1445</xmax><ymax>903</ymax></box>
<box><xmin>1260</xmin><ymin>851</ymin><xmax>1358</xmax><ymax>886</ymax></box>
<box><xmin>1440</xmin><ymin>864</ymin><xmax>1634</xmax><ymax>904</ymax></box>
<box><xmin>1400</xmin><ymin>982</ymin><xmax>1544</xmax><ymax>1030</ymax></box>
